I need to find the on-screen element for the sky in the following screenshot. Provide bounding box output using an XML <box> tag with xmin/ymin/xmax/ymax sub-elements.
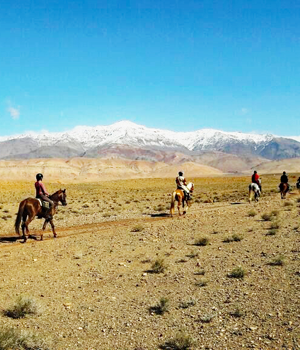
<box><xmin>0</xmin><ymin>0</ymin><xmax>300</xmax><ymax>137</ymax></box>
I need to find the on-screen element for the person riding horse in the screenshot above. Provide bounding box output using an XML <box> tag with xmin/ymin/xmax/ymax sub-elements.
<box><xmin>35</xmin><ymin>173</ymin><xmax>53</xmax><ymax>219</ymax></box>
<box><xmin>296</xmin><ymin>177</ymin><xmax>300</xmax><ymax>189</ymax></box>
<box><xmin>176</xmin><ymin>171</ymin><xmax>191</xmax><ymax>200</ymax></box>
<box><xmin>280</xmin><ymin>171</ymin><xmax>290</xmax><ymax>191</ymax></box>
<box><xmin>251</xmin><ymin>170</ymin><xmax>261</xmax><ymax>192</ymax></box>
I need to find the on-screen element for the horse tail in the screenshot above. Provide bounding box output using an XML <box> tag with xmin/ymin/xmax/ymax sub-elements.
<box><xmin>15</xmin><ymin>200</ymin><xmax>26</xmax><ymax>235</ymax></box>
<box><xmin>170</xmin><ymin>191</ymin><xmax>177</xmax><ymax>217</ymax></box>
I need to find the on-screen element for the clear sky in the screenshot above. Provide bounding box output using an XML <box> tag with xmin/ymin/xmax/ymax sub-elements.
<box><xmin>1</xmin><ymin>0</ymin><xmax>300</xmax><ymax>136</ymax></box>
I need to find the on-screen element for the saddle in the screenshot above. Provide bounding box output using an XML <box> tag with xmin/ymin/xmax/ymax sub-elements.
<box><xmin>36</xmin><ymin>198</ymin><xmax>50</xmax><ymax>209</ymax></box>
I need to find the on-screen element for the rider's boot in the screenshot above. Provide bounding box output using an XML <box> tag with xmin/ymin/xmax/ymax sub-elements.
<box><xmin>45</xmin><ymin>207</ymin><xmax>53</xmax><ymax>220</ymax></box>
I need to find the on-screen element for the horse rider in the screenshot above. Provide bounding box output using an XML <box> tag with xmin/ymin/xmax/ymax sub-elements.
<box><xmin>280</xmin><ymin>171</ymin><xmax>290</xmax><ymax>191</ymax></box>
<box><xmin>251</xmin><ymin>170</ymin><xmax>261</xmax><ymax>192</ymax></box>
<box><xmin>297</xmin><ymin>176</ymin><xmax>300</xmax><ymax>189</ymax></box>
<box><xmin>176</xmin><ymin>171</ymin><xmax>190</xmax><ymax>200</ymax></box>
<box><xmin>35</xmin><ymin>173</ymin><xmax>53</xmax><ymax>219</ymax></box>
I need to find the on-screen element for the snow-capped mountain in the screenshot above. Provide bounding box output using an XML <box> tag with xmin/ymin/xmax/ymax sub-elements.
<box><xmin>0</xmin><ymin>120</ymin><xmax>300</xmax><ymax>161</ymax></box>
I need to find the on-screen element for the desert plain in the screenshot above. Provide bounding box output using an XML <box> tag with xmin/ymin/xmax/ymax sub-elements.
<box><xmin>0</xmin><ymin>174</ymin><xmax>299</xmax><ymax>349</ymax></box>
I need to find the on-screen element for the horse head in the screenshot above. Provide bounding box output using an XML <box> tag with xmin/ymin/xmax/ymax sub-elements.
<box><xmin>51</xmin><ymin>189</ymin><xmax>67</xmax><ymax>206</ymax></box>
<box><xmin>187</xmin><ymin>182</ymin><xmax>194</xmax><ymax>193</ymax></box>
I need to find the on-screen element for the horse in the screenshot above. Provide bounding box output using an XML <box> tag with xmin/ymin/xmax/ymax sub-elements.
<box><xmin>15</xmin><ymin>189</ymin><xmax>67</xmax><ymax>242</ymax></box>
<box><xmin>279</xmin><ymin>183</ymin><xmax>289</xmax><ymax>199</ymax></box>
<box><xmin>248</xmin><ymin>183</ymin><xmax>261</xmax><ymax>202</ymax></box>
<box><xmin>170</xmin><ymin>182</ymin><xmax>194</xmax><ymax>217</ymax></box>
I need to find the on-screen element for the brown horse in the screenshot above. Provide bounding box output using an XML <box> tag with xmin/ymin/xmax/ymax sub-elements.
<box><xmin>170</xmin><ymin>182</ymin><xmax>194</xmax><ymax>217</ymax></box>
<box><xmin>279</xmin><ymin>183</ymin><xmax>289</xmax><ymax>199</ymax></box>
<box><xmin>15</xmin><ymin>189</ymin><xmax>67</xmax><ymax>242</ymax></box>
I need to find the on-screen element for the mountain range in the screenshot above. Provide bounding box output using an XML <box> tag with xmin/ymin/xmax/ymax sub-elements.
<box><xmin>1</xmin><ymin>121</ymin><xmax>300</xmax><ymax>175</ymax></box>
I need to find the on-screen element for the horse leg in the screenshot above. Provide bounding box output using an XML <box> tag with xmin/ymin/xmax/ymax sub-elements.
<box><xmin>177</xmin><ymin>198</ymin><xmax>182</xmax><ymax>216</ymax></box>
<box><xmin>183</xmin><ymin>202</ymin><xmax>188</xmax><ymax>215</ymax></box>
<box><xmin>41</xmin><ymin>219</ymin><xmax>49</xmax><ymax>241</ymax></box>
<box><xmin>22</xmin><ymin>214</ymin><xmax>34</xmax><ymax>243</ymax></box>
<box><xmin>49</xmin><ymin>219</ymin><xmax>57</xmax><ymax>238</ymax></box>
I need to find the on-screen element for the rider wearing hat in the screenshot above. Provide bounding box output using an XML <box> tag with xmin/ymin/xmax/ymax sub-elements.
<box><xmin>35</xmin><ymin>173</ymin><xmax>53</xmax><ymax>219</ymax></box>
<box><xmin>176</xmin><ymin>171</ymin><xmax>190</xmax><ymax>200</ymax></box>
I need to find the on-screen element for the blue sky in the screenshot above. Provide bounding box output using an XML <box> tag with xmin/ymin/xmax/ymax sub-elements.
<box><xmin>1</xmin><ymin>0</ymin><xmax>300</xmax><ymax>136</ymax></box>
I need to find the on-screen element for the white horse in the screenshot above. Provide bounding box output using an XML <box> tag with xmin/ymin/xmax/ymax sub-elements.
<box><xmin>170</xmin><ymin>182</ymin><xmax>194</xmax><ymax>217</ymax></box>
<box><xmin>249</xmin><ymin>182</ymin><xmax>261</xmax><ymax>202</ymax></box>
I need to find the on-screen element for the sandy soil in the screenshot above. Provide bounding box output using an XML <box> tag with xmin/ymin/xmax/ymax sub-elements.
<box><xmin>0</xmin><ymin>176</ymin><xmax>299</xmax><ymax>349</ymax></box>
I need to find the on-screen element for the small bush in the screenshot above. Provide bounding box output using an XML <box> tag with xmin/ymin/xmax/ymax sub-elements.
<box><xmin>195</xmin><ymin>279</ymin><xmax>208</xmax><ymax>287</ymax></box>
<box><xmin>4</xmin><ymin>296</ymin><xmax>41</xmax><ymax>319</ymax></box>
<box><xmin>160</xmin><ymin>332</ymin><xmax>194</xmax><ymax>350</ymax></box>
<box><xmin>194</xmin><ymin>269</ymin><xmax>205</xmax><ymax>276</ymax></box>
<box><xmin>223</xmin><ymin>234</ymin><xmax>243</xmax><ymax>243</ymax></box>
<box><xmin>266</xmin><ymin>229</ymin><xmax>277</xmax><ymax>236</ymax></box>
<box><xmin>268</xmin><ymin>256</ymin><xmax>285</xmax><ymax>266</ymax></box>
<box><xmin>0</xmin><ymin>328</ymin><xmax>51</xmax><ymax>350</ymax></box>
<box><xmin>179</xmin><ymin>299</ymin><xmax>196</xmax><ymax>309</ymax></box>
<box><xmin>194</xmin><ymin>237</ymin><xmax>209</xmax><ymax>246</ymax></box>
<box><xmin>150</xmin><ymin>259</ymin><xmax>166</xmax><ymax>273</ymax></box>
<box><xmin>228</xmin><ymin>267</ymin><xmax>245</xmax><ymax>279</ymax></box>
<box><xmin>131</xmin><ymin>225</ymin><xmax>144</xmax><ymax>232</ymax></box>
<box><xmin>284</xmin><ymin>201</ymin><xmax>294</xmax><ymax>207</ymax></box>
<box><xmin>199</xmin><ymin>313</ymin><xmax>215</xmax><ymax>323</ymax></box>
<box><xmin>270</xmin><ymin>221</ymin><xmax>280</xmax><ymax>230</ymax></box>
<box><xmin>248</xmin><ymin>210</ymin><xmax>257</xmax><ymax>217</ymax></box>
<box><xmin>149</xmin><ymin>297</ymin><xmax>169</xmax><ymax>315</ymax></box>
<box><xmin>271</xmin><ymin>210</ymin><xmax>280</xmax><ymax>217</ymax></box>
<box><xmin>185</xmin><ymin>251</ymin><xmax>199</xmax><ymax>259</ymax></box>
<box><xmin>230</xmin><ymin>305</ymin><xmax>244</xmax><ymax>318</ymax></box>
<box><xmin>261</xmin><ymin>213</ymin><xmax>272</xmax><ymax>221</ymax></box>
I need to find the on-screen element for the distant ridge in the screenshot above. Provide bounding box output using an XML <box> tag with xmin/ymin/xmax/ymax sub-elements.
<box><xmin>1</xmin><ymin>121</ymin><xmax>300</xmax><ymax>172</ymax></box>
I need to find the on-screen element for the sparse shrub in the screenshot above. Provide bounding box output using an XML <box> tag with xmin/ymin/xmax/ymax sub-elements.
<box><xmin>160</xmin><ymin>332</ymin><xmax>194</xmax><ymax>350</ymax></box>
<box><xmin>223</xmin><ymin>234</ymin><xmax>243</xmax><ymax>243</ymax></box>
<box><xmin>4</xmin><ymin>296</ymin><xmax>41</xmax><ymax>319</ymax></box>
<box><xmin>266</xmin><ymin>229</ymin><xmax>277</xmax><ymax>236</ymax></box>
<box><xmin>248</xmin><ymin>210</ymin><xmax>257</xmax><ymax>217</ymax></box>
<box><xmin>185</xmin><ymin>251</ymin><xmax>198</xmax><ymax>259</ymax></box>
<box><xmin>194</xmin><ymin>237</ymin><xmax>209</xmax><ymax>246</ymax></box>
<box><xmin>195</xmin><ymin>279</ymin><xmax>208</xmax><ymax>287</ymax></box>
<box><xmin>271</xmin><ymin>210</ymin><xmax>279</xmax><ymax>217</ymax></box>
<box><xmin>102</xmin><ymin>213</ymin><xmax>111</xmax><ymax>218</ymax></box>
<box><xmin>284</xmin><ymin>201</ymin><xmax>294</xmax><ymax>207</ymax></box>
<box><xmin>131</xmin><ymin>225</ymin><xmax>144</xmax><ymax>232</ymax></box>
<box><xmin>179</xmin><ymin>299</ymin><xmax>196</xmax><ymax>309</ymax></box>
<box><xmin>73</xmin><ymin>252</ymin><xmax>82</xmax><ymax>259</ymax></box>
<box><xmin>194</xmin><ymin>269</ymin><xmax>205</xmax><ymax>276</ymax></box>
<box><xmin>82</xmin><ymin>203</ymin><xmax>90</xmax><ymax>208</ymax></box>
<box><xmin>268</xmin><ymin>255</ymin><xmax>285</xmax><ymax>266</ymax></box>
<box><xmin>270</xmin><ymin>221</ymin><xmax>280</xmax><ymax>230</ymax></box>
<box><xmin>228</xmin><ymin>267</ymin><xmax>245</xmax><ymax>279</ymax></box>
<box><xmin>150</xmin><ymin>259</ymin><xmax>166</xmax><ymax>273</ymax></box>
<box><xmin>149</xmin><ymin>297</ymin><xmax>169</xmax><ymax>315</ymax></box>
<box><xmin>0</xmin><ymin>328</ymin><xmax>51</xmax><ymax>350</ymax></box>
<box><xmin>296</xmin><ymin>198</ymin><xmax>300</xmax><ymax>203</ymax></box>
<box><xmin>230</xmin><ymin>305</ymin><xmax>244</xmax><ymax>318</ymax></box>
<box><xmin>261</xmin><ymin>213</ymin><xmax>272</xmax><ymax>221</ymax></box>
<box><xmin>199</xmin><ymin>313</ymin><xmax>215</xmax><ymax>323</ymax></box>
<box><xmin>3</xmin><ymin>209</ymin><xmax>9</xmax><ymax>213</ymax></box>
<box><xmin>154</xmin><ymin>204</ymin><xmax>165</xmax><ymax>212</ymax></box>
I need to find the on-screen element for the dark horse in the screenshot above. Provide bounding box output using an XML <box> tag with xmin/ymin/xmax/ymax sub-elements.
<box><xmin>279</xmin><ymin>183</ymin><xmax>289</xmax><ymax>199</ymax></box>
<box><xmin>15</xmin><ymin>189</ymin><xmax>67</xmax><ymax>242</ymax></box>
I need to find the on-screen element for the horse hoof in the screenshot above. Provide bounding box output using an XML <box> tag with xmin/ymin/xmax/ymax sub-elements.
<box><xmin>40</xmin><ymin>235</ymin><xmax>43</xmax><ymax>241</ymax></box>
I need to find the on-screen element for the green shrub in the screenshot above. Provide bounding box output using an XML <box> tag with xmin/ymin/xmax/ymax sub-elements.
<box><xmin>228</xmin><ymin>267</ymin><xmax>245</xmax><ymax>279</ymax></box>
<box><xmin>4</xmin><ymin>296</ymin><xmax>41</xmax><ymax>319</ymax></box>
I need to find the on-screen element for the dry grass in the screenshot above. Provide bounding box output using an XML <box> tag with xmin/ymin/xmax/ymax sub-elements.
<box><xmin>4</xmin><ymin>296</ymin><xmax>42</xmax><ymax>319</ymax></box>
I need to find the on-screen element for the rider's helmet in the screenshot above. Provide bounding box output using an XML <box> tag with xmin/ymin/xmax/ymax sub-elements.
<box><xmin>36</xmin><ymin>173</ymin><xmax>43</xmax><ymax>181</ymax></box>
<box><xmin>254</xmin><ymin>170</ymin><xmax>257</xmax><ymax>174</ymax></box>
<box><xmin>178</xmin><ymin>171</ymin><xmax>183</xmax><ymax>176</ymax></box>
<box><xmin>283</xmin><ymin>171</ymin><xmax>286</xmax><ymax>175</ymax></box>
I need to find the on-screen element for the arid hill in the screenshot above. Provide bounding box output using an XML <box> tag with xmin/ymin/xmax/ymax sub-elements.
<box><xmin>0</xmin><ymin>158</ymin><xmax>223</xmax><ymax>182</ymax></box>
